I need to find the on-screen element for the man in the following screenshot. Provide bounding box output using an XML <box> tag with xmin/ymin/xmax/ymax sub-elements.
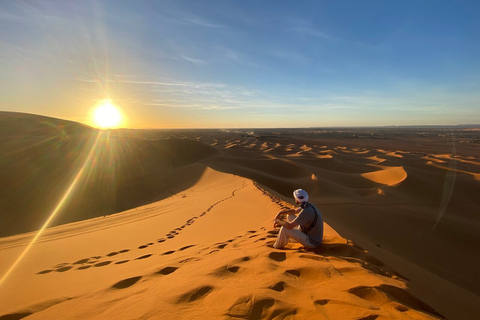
<box><xmin>273</xmin><ymin>189</ymin><xmax>323</xmax><ymax>249</ymax></box>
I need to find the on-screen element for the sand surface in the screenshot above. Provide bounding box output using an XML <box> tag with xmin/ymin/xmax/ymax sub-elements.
<box><xmin>1</xmin><ymin>167</ymin><xmax>443</xmax><ymax>320</ymax></box>
<box><xmin>1</xmin><ymin>113</ymin><xmax>479</xmax><ymax>319</ymax></box>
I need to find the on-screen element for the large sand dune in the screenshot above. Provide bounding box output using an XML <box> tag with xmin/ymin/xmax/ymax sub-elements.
<box><xmin>1</xmin><ymin>167</ymin><xmax>443</xmax><ymax>320</ymax></box>
<box><xmin>1</xmin><ymin>113</ymin><xmax>479</xmax><ymax>319</ymax></box>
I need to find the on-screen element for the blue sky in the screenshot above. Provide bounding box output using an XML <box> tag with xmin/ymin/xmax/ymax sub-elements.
<box><xmin>1</xmin><ymin>0</ymin><xmax>479</xmax><ymax>128</ymax></box>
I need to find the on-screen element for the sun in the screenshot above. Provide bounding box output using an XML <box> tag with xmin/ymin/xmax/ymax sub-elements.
<box><xmin>92</xmin><ymin>99</ymin><xmax>123</xmax><ymax>129</ymax></box>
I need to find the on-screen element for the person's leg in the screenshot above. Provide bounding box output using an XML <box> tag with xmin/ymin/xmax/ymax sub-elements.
<box><xmin>273</xmin><ymin>226</ymin><xmax>289</xmax><ymax>248</ymax></box>
<box><xmin>273</xmin><ymin>214</ymin><xmax>296</xmax><ymax>249</ymax></box>
<box><xmin>274</xmin><ymin>214</ymin><xmax>316</xmax><ymax>249</ymax></box>
<box><xmin>283</xmin><ymin>228</ymin><xmax>316</xmax><ymax>248</ymax></box>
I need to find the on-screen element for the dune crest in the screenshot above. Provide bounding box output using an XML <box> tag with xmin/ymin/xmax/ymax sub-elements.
<box><xmin>361</xmin><ymin>166</ymin><xmax>408</xmax><ymax>186</ymax></box>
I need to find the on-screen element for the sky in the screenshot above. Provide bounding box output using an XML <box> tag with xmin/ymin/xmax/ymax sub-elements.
<box><xmin>1</xmin><ymin>0</ymin><xmax>479</xmax><ymax>128</ymax></box>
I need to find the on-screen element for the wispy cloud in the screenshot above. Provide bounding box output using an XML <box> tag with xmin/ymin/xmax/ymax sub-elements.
<box><xmin>184</xmin><ymin>17</ymin><xmax>227</xmax><ymax>29</ymax></box>
<box><xmin>76</xmin><ymin>74</ymin><xmax>265</xmax><ymax>111</ymax></box>
<box><xmin>292</xmin><ymin>26</ymin><xmax>331</xmax><ymax>39</ymax></box>
<box><xmin>180</xmin><ymin>54</ymin><xmax>206</xmax><ymax>65</ymax></box>
<box><xmin>77</xmin><ymin>76</ymin><xmax>225</xmax><ymax>88</ymax></box>
<box><xmin>219</xmin><ymin>47</ymin><xmax>261</xmax><ymax>68</ymax></box>
<box><xmin>0</xmin><ymin>40</ymin><xmax>49</xmax><ymax>58</ymax></box>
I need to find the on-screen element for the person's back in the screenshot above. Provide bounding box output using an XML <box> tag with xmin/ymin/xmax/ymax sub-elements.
<box><xmin>293</xmin><ymin>202</ymin><xmax>323</xmax><ymax>247</ymax></box>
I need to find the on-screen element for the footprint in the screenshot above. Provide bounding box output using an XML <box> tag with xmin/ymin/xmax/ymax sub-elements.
<box><xmin>73</xmin><ymin>258</ymin><xmax>90</xmax><ymax>265</ymax></box>
<box><xmin>157</xmin><ymin>266</ymin><xmax>178</xmax><ymax>275</ymax></box>
<box><xmin>179</xmin><ymin>257</ymin><xmax>201</xmax><ymax>264</ymax></box>
<box><xmin>162</xmin><ymin>251</ymin><xmax>175</xmax><ymax>256</ymax></box>
<box><xmin>227</xmin><ymin>266</ymin><xmax>240</xmax><ymax>273</ymax></box>
<box><xmin>107</xmin><ymin>252</ymin><xmax>119</xmax><ymax>256</ymax></box>
<box><xmin>135</xmin><ymin>254</ymin><xmax>152</xmax><ymax>260</ymax></box>
<box><xmin>138</xmin><ymin>245</ymin><xmax>149</xmax><ymax>249</ymax></box>
<box><xmin>119</xmin><ymin>249</ymin><xmax>130</xmax><ymax>253</ymax></box>
<box><xmin>37</xmin><ymin>269</ymin><xmax>53</xmax><ymax>275</ymax></box>
<box><xmin>157</xmin><ymin>238</ymin><xmax>166</xmax><ymax>243</ymax></box>
<box><xmin>56</xmin><ymin>266</ymin><xmax>72</xmax><ymax>272</ymax></box>
<box><xmin>269</xmin><ymin>281</ymin><xmax>286</xmax><ymax>292</ymax></box>
<box><xmin>227</xmin><ymin>296</ymin><xmax>275</xmax><ymax>319</ymax></box>
<box><xmin>94</xmin><ymin>261</ymin><xmax>112</xmax><ymax>267</ymax></box>
<box><xmin>265</xmin><ymin>240</ymin><xmax>276</xmax><ymax>247</ymax></box>
<box><xmin>314</xmin><ymin>299</ymin><xmax>329</xmax><ymax>306</ymax></box>
<box><xmin>115</xmin><ymin>260</ymin><xmax>129</xmax><ymax>265</ymax></box>
<box><xmin>284</xmin><ymin>269</ymin><xmax>301</xmax><ymax>277</ymax></box>
<box><xmin>77</xmin><ymin>265</ymin><xmax>91</xmax><ymax>270</ymax></box>
<box><xmin>179</xmin><ymin>245</ymin><xmax>196</xmax><ymax>251</ymax></box>
<box><xmin>268</xmin><ymin>252</ymin><xmax>286</xmax><ymax>262</ymax></box>
<box><xmin>112</xmin><ymin>276</ymin><xmax>142</xmax><ymax>289</ymax></box>
<box><xmin>217</xmin><ymin>244</ymin><xmax>227</xmax><ymax>249</ymax></box>
<box><xmin>54</xmin><ymin>263</ymin><xmax>68</xmax><ymax>268</ymax></box>
<box><xmin>177</xmin><ymin>286</ymin><xmax>214</xmax><ymax>303</ymax></box>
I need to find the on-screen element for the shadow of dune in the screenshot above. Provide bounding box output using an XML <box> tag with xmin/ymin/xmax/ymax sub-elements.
<box><xmin>203</xmin><ymin>155</ymin><xmax>318</xmax><ymax>199</ymax></box>
<box><xmin>0</xmin><ymin>112</ymin><xmax>216</xmax><ymax>237</ymax></box>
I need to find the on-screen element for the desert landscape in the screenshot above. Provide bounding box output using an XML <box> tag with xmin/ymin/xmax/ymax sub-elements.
<box><xmin>1</xmin><ymin>112</ymin><xmax>479</xmax><ymax>319</ymax></box>
<box><xmin>2</xmin><ymin>1</ymin><xmax>479</xmax><ymax>319</ymax></box>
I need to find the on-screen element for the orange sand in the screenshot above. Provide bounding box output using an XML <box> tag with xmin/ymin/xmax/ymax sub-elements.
<box><xmin>0</xmin><ymin>168</ymin><xmax>443</xmax><ymax>319</ymax></box>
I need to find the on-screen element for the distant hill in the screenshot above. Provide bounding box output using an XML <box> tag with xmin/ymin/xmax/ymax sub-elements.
<box><xmin>0</xmin><ymin>112</ymin><xmax>218</xmax><ymax>237</ymax></box>
<box><xmin>0</xmin><ymin>111</ymin><xmax>96</xmax><ymax>138</ymax></box>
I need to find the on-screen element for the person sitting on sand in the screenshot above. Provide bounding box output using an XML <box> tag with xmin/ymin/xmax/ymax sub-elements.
<box><xmin>273</xmin><ymin>189</ymin><xmax>323</xmax><ymax>249</ymax></box>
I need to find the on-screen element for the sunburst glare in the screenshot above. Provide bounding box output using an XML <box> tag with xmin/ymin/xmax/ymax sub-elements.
<box><xmin>92</xmin><ymin>99</ymin><xmax>123</xmax><ymax>129</ymax></box>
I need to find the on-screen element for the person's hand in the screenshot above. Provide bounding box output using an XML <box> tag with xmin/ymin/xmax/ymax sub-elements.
<box><xmin>274</xmin><ymin>208</ymin><xmax>292</xmax><ymax>220</ymax></box>
<box><xmin>274</xmin><ymin>212</ymin><xmax>282</xmax><ymax>221</ymax></box>
<box><xmin>273</xmin><ymin>219</ymin><xmax>280</xmax><ymax>228</ymax></box>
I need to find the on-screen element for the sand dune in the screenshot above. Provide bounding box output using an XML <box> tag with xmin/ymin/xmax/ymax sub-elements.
<box><xmin>0</xmin><ymin>167</ymin><xmax>443</xmax><ymax>320</ymax></box>
<box><xmin>0</xmin><ymin>113</ymin><xmax>218</xmax><ymax>237</ymax></box>
<box><xmin>1</xmin><ymin>113</ymin><xmax>479</xmax><ymax>319</ymax></box>
<box><xmin>361</xmin><ymin>166</ymin><xmax>407</xmax><ymax>186</ymax></box>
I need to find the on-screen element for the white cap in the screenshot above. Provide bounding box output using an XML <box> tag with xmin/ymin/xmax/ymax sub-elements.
<box><xmin>293</xmin><ymin>189</ymin><xmax>309</xmax><ymax>203</ymax></box>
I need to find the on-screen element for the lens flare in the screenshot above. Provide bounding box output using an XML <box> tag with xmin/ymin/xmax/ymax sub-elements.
<box><xmin>92</xmin><ymin>99</ymin><xmax>123</xmax><ymax>129</ymax></box>
<box><xmin>0</xmin><ymin>132</ymin><xmax>103</xmax><ymax>286</ymax></box>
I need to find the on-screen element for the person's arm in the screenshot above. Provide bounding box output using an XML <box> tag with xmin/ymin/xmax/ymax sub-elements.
<box><xmin>273</xmin><ymin>207</ymin><xmax>301</xmax><ymax>228</ymax></box>
<box><xmin>274</xmin><ymin>207</ymin><xmax>300</xmax><ymax>221</ymax></box>
<box><xmin>274</xmin><ymin>218</ymin><xmax>299</xmax><ymax>230</ymax></box>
